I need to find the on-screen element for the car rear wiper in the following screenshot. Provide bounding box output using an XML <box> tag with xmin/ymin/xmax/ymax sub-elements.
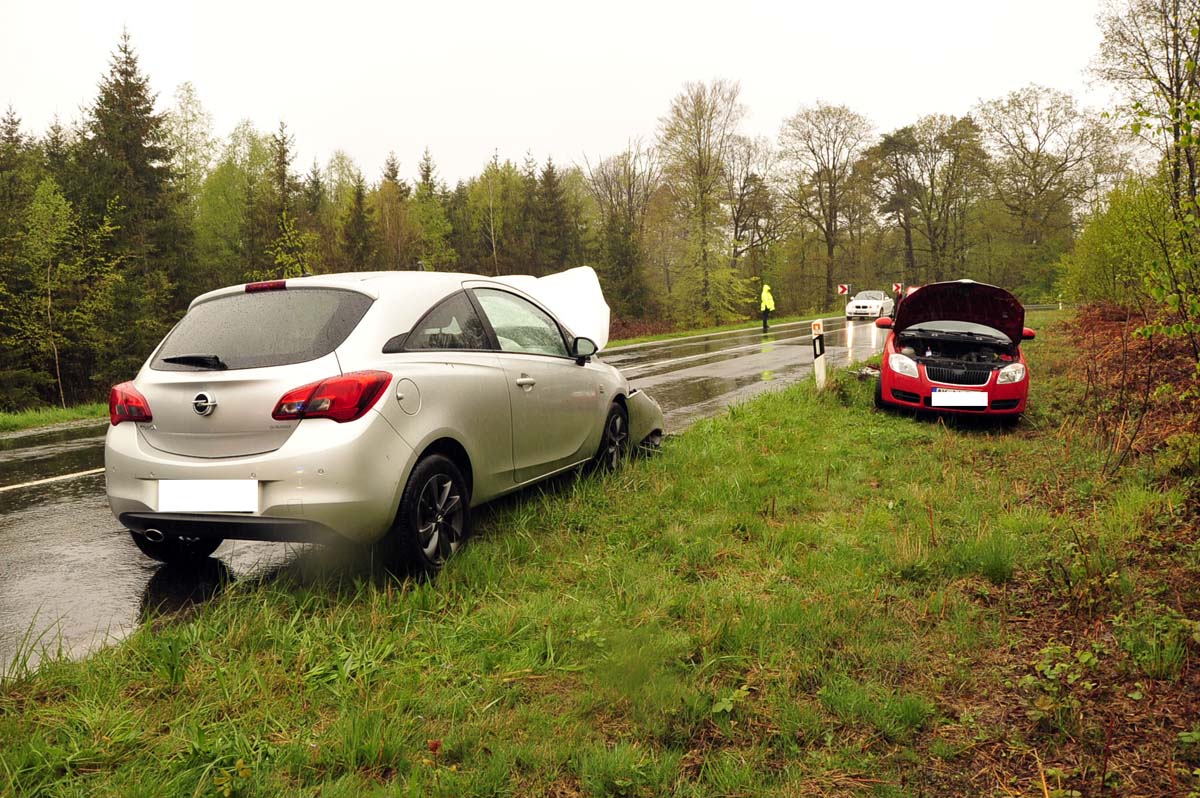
<box><xmin>162</xmin><ymin>354</ymin><xmax>228</xmax><ymax>370</ymax></box>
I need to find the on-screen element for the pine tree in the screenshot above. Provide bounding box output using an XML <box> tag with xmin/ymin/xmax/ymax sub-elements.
<box><xmin>268</xmin><ymin>120</ymin><xmax>297</xmax><ymax>221</ymax></box>
<box><xmin>519</xmin><ymin>154</ymin><xmax>541</xmax><ymax>274</ymax></box>
<box><xmin>417</xmin><ymin>148</ymin><xmax>438</xmax><ymax>194</ymax></box>
<box><xmin>302</xmin><ymin>159</ymin><xmax>326</xmax><ymax>217</ymax></box>
<box><xmin>381</xmin><ymin>151</ymin><xmax>410</xmax><ymax>199</ymax></box>
<box><xmin>165</xmin><ymin>82</ymin><xmax>215</xmax><ymax>212</ymax></box>
<box><xmin>340</xmin><ymin>173</ymin><xmax>376</xmax><ymax>268</ymax></box>
<box><xmin>0</xmin><ymin>110</ymin><xmax>54</xmax><ymax>408</ymax></box>
<box><xmin>536</xmin><ymin>158</ymin><xmax>572</xmax><ymax>273</ymax></box>
<box><xmin>0</xmin><ymin>106</ymin><xmax>39</xmax><ymax>248</ymax></box>
<box><xmin>42</xmin><ymin>117</ymin><xmax>71</xmax><ymax>186</ymax></box>
<box><xmin>75</xmin><ymin>31</ymin><xmax>188</xmax><ymax>306</ymax></box>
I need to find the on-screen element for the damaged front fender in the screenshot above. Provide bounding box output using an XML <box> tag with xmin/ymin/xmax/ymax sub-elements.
<box><xmin>627</xmin><ymin>388</ymin><xmax>664</xmax><ymax>451</ymax></box>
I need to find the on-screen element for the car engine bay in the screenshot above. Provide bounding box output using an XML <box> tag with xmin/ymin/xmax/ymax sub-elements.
<box><xmin>896</xmin><ymin>332</ymin><xmax>1016</xmax><ymax>367</ymax></box>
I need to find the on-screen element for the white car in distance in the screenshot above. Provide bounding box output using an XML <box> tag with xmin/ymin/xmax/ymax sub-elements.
<box><xmin>845</xmin><ymin>290</ymin><xmax>896</xmax><ymax>320</ymax></box>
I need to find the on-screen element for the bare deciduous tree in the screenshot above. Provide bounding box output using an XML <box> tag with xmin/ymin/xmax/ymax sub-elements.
<box><xmin>977</xmin><ymin>86</ymin><xmax>1117</xmax><ymax>243</ymax></box>
<box><xmin>1096</xmin><ymin>0</ymin><xmax>1200</xmax><ymax>205</ymax></box>
<box><xmin>164</xmin><ymin>82</ymin><xmax>216</xmax><ymax>216</ymax></box>
<box><xmin>725</xmin><ymin>135</ymin><xmax>779</xmax><ymax>280</ymax></box>
<box><xmin>658</xmin><ymin>80</ymin><xmax>746</xmax><ymax>321</ymax></box>
<box><xmin>585</xmin><ymin>141</ymin><xmax>660</xmax><ymax>315</ymax></box>
<box><xmin>778</xmin><ymin>102</ymin><xmax>872</xmax><ymax>304</ymax></box>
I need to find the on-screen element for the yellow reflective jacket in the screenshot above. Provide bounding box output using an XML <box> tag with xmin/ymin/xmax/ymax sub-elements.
<box><xmin>760</xmin><ymin>285</ymin><xmax>775</xmax><ymax>312</ymax></box>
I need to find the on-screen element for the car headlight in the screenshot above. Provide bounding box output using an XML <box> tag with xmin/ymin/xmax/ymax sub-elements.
<box><xmin>888</xmin><ymin>353</ymin><xmax>919</xmax><ymax>378</ymax></box>
<box><xmin>997</xmin><ymin>362</ymin><xmax>1026</xmax><ymax>384</ymax></box>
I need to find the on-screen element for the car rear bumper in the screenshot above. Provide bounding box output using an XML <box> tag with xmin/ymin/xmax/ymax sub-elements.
<box><xmin>119</xmin><ymin>512</ymin><xmax>339</xmax><ymax>543</ymax></box>
<box><xmin>104</xmin><ymin>409</ymin><xmax>415</xmax><ymax>545</ymax></box>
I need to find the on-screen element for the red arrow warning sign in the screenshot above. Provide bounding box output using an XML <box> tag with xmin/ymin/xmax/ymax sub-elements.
<box><xmin>892</xmin><ymin>282</ymin><xmax>903</xmax><ymax>294</ymax></box>
<box><xmin>837</xmin><ymin>284</ymin><xmax>849</xmax><ymax>295</ymax></box>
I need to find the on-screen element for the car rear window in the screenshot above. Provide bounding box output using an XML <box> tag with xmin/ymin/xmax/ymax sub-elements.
<box><xmin>152</xmin><ymin>288</ymin><xmax>374</xmax><ymax>371</ymax></box>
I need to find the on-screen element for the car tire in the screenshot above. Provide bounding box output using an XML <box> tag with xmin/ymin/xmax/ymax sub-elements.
<box><xmin>593</xmin><ymin>403</ymin><xmax>630</xmax><ymax>471</ymax></box>
<box><xmin>129</xmin><ymin>531</ymin><xmax>222</xmax><ymax>564</ymax></box>
<box><xmin>383</xmin><ymin>454</ymin><xmax>470</xmax><ymax>575</ymax></box>
<box><xmin>874</xmin><ymin>377</ymin><xmax>887</xmax><ymax>409</ymax></box>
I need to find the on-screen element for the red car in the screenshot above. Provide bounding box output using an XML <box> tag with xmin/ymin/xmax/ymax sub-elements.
<box><xmin>874</xmin><ymin>280</ymin><xmax>1035</xmax><ymax>420</ymax></box>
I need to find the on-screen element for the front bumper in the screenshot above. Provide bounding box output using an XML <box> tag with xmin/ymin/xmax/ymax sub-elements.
<box><xmin>880</xmin><ymin>369</ymin><xmax>1027</xmax><ymax>415</ymax></box>
<box><xmin>627</xmin><ymin>388</ymin><xmax>665</xmax><ymax>446</ymax></box>
<box><xmin>104</xmin><ymin>409</ymin><xmax>415</xmax><ymax>545</ymax></box>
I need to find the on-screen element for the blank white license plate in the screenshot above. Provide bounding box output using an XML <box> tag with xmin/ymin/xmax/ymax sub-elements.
<box><xmin>930</xmin><ymin>388</ymin><xmax>988</xmax><ymax>408</ymax></box>
<box><xmin>157</xmin><ymin>480</ymin><xmax>258</xmax><ymax>512</ymax></box>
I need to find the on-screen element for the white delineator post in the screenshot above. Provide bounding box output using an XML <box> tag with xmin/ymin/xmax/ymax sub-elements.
<box><xmin>812</xmin><ymin>318</ymin><xmax>827</xmax><ymax>390</ymax></box>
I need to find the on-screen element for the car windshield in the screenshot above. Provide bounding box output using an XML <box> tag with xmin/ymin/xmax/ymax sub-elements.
<box><xmin>905</xmin><ymin>320</ymin><xmax>1011</xmax><ymax>344</ymax></box>
<box><xmin>853</xmin><ymin>291</ymin><xmax>885</xmax><ymax>301</ymax></box>
<box><xmin>152</xmin><ymin>288</ymin><xmax>374</xmax><ymax>371</ymax></box>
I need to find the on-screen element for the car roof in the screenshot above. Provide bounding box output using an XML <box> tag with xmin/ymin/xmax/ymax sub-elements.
<box><xmin>192</xmin><ymin>271</ymin><xmax>492</xmax><ymax>310</ymax></box>
<box><xmin>187</xmin><ymin>269</ymin><xmax>613</xmax><ymax>349</ymax></box>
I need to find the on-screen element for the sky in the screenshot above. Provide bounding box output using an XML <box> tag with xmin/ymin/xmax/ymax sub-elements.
<box><xmin>1</xmin><ymin>0</ymin><xmax>1112</xmax><ymax>185</ymax></box>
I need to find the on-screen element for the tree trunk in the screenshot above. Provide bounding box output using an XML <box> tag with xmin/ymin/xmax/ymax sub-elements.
<box><xmin>825</xmin><ymin>238</ymin><xmax>835</xmax><ymax>309</ymax></box>
<box><xmin>46</xmin><ymin>263</ymin><xmax>65</xmax><ymax>409</ymax></box>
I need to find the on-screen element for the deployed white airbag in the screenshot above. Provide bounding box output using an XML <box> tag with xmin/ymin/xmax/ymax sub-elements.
<box><xmin>496</xmin><ymin>266</ymin><xmax>611</xmax><ymax>351</ymax></box>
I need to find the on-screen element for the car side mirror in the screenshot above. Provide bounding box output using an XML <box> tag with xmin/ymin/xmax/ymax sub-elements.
<box><xmin>1022</xmin><ymin>327</ymin><xmax>1036</xmax><ymax>341</ymax></box>
<box><xmin>874</xmin><ymin>317</ymin><xmax>893</xmax><ymax>329</ymax></box>
<box><xmin>572</xmin><ymin>336</ymin><xmax>598</xmax><ymax>364</ymax></box>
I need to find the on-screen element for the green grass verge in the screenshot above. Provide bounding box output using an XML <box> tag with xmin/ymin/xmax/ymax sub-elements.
<box><xmin>0</xmin><ymin>402</ymin><xmax>108</xmax><ymax>433</ymax></box>
<box><xmin>2</xmin><ymin>311</ymin><xmax>1196</xmax><ymax>796</ymax></box>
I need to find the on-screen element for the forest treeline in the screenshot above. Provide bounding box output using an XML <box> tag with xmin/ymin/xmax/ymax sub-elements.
<box><xmin>2</xmin><ymin>0</ymin><xmax>1198</xmax><ymax>412</ymax></box>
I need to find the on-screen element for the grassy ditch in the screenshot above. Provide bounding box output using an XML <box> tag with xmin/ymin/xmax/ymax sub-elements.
<box><xmin>2</xmin><ymin>314</ymin><xmax>1198</xmax><ymax>797</ymax></box>
<box><xmin>0</xmin><ymin>402</ymin><xmax>108</xmax><ymax>434</ymax></box>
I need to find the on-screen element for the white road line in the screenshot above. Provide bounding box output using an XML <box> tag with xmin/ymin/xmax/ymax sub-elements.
<box><xmin>603</xmin><ymin>317</ymin><xmax>820</xmax><ymax>353</ymax></box>
<box><xmin>621</xmin><ymin>331</ymin><xmax>816</xmax><ymax>376</ymax></box>
<box><xmin>0</xmin><ymin>468</ymin><xmax>105</xmax><ymax>494</ymax></box>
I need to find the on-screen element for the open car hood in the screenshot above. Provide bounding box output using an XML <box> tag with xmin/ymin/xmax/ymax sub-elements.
<box><xmin>894</xmin><ymin>280</ymin><xmax>1024</xmax><ymax>343</ymax></box>
<box><xmin>495</xmin><ymin>266</ymin><xmax>612</xmax><ymax>350</ymax></box>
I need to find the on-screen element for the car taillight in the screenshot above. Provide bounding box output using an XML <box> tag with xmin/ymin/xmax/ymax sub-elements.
<box><xmin>109</xmin><ymin>382</ymin><xmax>153</xmax><ymax>425</ymax></box>
<box><xmin>272</xmin><ymin>371</ymin><xmax>392</xmax><ymax>423</ymax></box>
<box><xmin>245</xmin><ymin>280</ymin><xmax>287</xmax><ymax>293</ymax></box>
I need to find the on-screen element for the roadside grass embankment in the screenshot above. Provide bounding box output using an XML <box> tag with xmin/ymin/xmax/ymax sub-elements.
<box><xmin>0</xmin><ymin>402</ymin><xmax>107</xmax><ymax>434</ymax></box>
<box><xmin>2</xmin><ymin>311</ymin><xmax>1197</xmax><ymax>797</ymax></box>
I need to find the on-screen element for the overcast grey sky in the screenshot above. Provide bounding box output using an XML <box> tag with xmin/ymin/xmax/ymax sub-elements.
<box><xmin>1</xmin><ymin>0</ymin><xmax>1109</xmax><ymax>184</ymax></box>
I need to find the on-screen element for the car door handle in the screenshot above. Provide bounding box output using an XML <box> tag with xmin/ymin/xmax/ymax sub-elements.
<box><xmin>515</xmin><ymin>376</ymin><xmax>536</xmax><ymax>389</ymax></box>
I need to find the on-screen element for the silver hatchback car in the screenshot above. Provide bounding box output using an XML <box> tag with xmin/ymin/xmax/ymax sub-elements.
<box><xmin>105</xmin><ymin>268</ymin><xmax>663</xmax><ymax>572</ymax></box>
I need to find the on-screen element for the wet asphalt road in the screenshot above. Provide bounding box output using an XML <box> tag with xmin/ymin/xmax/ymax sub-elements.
<box><xmin>0</xmin><ymin>316</ymin><xmax>883</xmax><ymax>672</ymax></box>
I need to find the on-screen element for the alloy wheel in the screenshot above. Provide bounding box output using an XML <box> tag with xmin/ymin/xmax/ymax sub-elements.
<box><xmin>416</xmin><ymin>474</ymin><xmax>464</xmax><ymax>565</ymax></box>
<box><xmin>601</xmin><ymin>409</ymin><xmax>629</xmax><ymax>470</ymax></box>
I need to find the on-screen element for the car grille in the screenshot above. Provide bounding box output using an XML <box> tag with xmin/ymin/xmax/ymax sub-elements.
<box><xmin>924</xmin><ymin>365</ymin><xmax>993</xmax><ymax>386</ymax></box>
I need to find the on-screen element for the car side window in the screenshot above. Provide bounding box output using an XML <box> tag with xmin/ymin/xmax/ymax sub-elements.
<box><xmin>473</xmin><ymin>289</ymin><xmax>568</xmax><ymax>357</ymax></box>
<box><xmin>406</xmin><ymin>292</ymin><xmax>491</xmax><ymax>351</ymax></box>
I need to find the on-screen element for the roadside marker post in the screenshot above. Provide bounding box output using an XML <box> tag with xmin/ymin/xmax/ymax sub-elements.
<box><xmin>812</xmin><ymin>319</ymin><xmax>827</xmax><ymax>390</ymax></box>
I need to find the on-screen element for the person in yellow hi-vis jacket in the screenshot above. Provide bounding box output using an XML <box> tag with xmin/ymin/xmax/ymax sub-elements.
<box><xmin>760</xmin><ymin>283</ymin><xmax>775</xmax><ymax>332</ymax></box>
